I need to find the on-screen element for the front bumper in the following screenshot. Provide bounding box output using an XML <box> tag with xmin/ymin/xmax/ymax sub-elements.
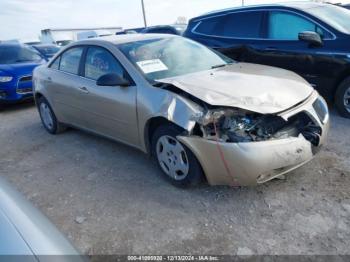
<box><xmin>0</xmin><ymin>77</ymin><xmax>33</xmax><ymax>103</ymax></box>
<box><xmin>178</xmin><ymin>91</ymin><xmax>329</xmax><ymax>186</ymax></box>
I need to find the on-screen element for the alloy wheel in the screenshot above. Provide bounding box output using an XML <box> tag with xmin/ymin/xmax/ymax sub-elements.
<box><xmin>344</xmin><ymin>86</ymin><xmax>350</xmax><ymax>113</ymax></box>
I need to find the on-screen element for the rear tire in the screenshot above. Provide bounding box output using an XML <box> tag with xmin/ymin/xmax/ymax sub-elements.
<box><xmin>37</xmin><ymin>97</ymin><xmax>66</xmax><ymax>134</ymax></box>
<box><xmin>151</xmin><ymin>124</ymin><xmax>204</xmax><ymax>187</ymax></box>
<box><xmin>335</xmin><ymin>77</ymin><xmax>350</xmax><ymax>118</ymax></box>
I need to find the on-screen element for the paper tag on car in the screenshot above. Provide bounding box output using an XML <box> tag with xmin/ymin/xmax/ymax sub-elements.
<box><xmin>136</xmin><ymin>59</ymin><xmax>168</xmax><ymax>74</ymax></box>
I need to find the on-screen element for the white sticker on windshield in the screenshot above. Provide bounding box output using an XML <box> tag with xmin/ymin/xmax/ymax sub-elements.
<box><xmin>136</xmin><ymin>59</ymin><xmax>168</xmax><ymax>74</ymax></box>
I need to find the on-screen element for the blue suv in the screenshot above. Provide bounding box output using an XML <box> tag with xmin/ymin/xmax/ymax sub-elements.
<box><xmin>184</xmin><ymin>2</ymin><xmax>350</xmax><ymax>118</ymax></box>
<box><xmin>0</xmin><ymin>43</ymin><xmax>45</xmax><ymax>105</ymax></box>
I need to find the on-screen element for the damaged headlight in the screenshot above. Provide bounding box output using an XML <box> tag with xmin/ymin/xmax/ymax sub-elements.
<box><xmin>197</xmin><ymin>109</ymin><xmax>288</xmax><ymax>143</ymax></box>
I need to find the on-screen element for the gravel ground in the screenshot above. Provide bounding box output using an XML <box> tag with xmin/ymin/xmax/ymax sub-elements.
<box><xmin>0</xmin><ymin>101</ymin><xmax>350</xmax><ymax>255</ymax></box>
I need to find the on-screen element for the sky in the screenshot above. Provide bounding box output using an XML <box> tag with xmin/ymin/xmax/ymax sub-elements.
<box><xmin>0</xmin><ymin>0</ymin><xmax>349</xmax><ymax>41</ymax></box>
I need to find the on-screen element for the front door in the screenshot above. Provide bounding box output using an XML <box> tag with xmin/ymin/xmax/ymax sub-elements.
<box><xmin>77</xmin><ymin>46</ymin><xmax>139</xmax><ymax>146</ymax></box>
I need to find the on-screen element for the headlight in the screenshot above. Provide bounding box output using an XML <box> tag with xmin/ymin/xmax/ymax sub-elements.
<box><xmin>312</xmin><ymin>96</ymin><xmax>329</xmax><ymax>124</ymax></box>
<box><xmin>197</xmin><ymin>108</ymin><xmax>288</xmax><ymax>143</ymax></box>
<box><xmin>0</xmin><ymin>76</ymin><xmax>13</xmax><ymax>82</ymax></box>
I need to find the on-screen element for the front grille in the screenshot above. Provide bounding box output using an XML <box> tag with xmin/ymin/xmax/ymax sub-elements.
<box><xmin>17</xmin><ymin>75</ymin><xmax>33</xmax><ymax>94</ymax></box>
<box><xmin>16</xmin><ymin>87</ymin><xmax>32</xmax><ymax>94</ymax></box>
<box><xmin>19</xmin><ymin>75</ymin><xmax>32</xmax><ymax>82</ymax></box>
<box><xmin>313</xmin><ymin>98</ymin><xmax>328</xmax><ymax>124</ymax></box>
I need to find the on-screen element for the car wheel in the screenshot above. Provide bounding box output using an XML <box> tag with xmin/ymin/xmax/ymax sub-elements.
<box><xmin>151</xmin><ymin>124</ymin><xmax>204</xmax><ymax>187</ymax></box>
<box><xmin>38</xmin><ymin>97</ymin><xmax>66</xmax><ymax>134</ymax></box>
<box><xmin>335</xmin><ymin>77</ymin><xmax>350</xmax><ymax>118</ymax></box>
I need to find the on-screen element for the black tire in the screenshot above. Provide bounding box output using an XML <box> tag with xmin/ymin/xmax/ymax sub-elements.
<box><xmin>151</xmin><ymin>124</ymin><xmax>204</xmax><ymax>187</ymax></box>
<box><xmin>335</xmin><ymin>77</ymin><xmax>350</xmax><ymax>118</ymax></box>
<box><xmin>37</xmin><ymin>97</ymin><xmax>66</xmax><ymax>134</ymax></box>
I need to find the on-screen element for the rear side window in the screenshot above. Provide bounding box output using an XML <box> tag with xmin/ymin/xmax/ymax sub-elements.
<box><xmin>59</xmin><ymin>47</ymin><xmax>84</xmax><ymax>75</ymax></box>
<box><xmin>268</xmin><ymin>11</ymin><xmax>318</xmax><ymax>40</ymax></box>
<box><xmin>84</xmin><ymin>47</ymin><xmax>125</xmax><ymax>80</ymax></box>
<box><xmin>221</xmin><ymin>11</ymin><xmax>263</xmax><ymax>38</ymax></box>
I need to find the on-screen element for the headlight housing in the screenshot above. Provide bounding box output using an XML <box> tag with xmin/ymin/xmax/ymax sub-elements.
<box><xmin>0</xmin><ymin>76</ymin><xmax>13</xmax><ymax>83</ymax></box>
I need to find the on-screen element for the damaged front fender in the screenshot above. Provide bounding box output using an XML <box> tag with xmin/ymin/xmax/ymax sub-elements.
<box><xmin>138</xmin><ymin>86</ymin><xmax>204</xmax><ymax>153</ymax></box>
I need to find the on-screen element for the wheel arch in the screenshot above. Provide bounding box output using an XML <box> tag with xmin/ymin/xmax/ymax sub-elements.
<box><xmin>334</xmin><ymin>69</ymin><xmax>350</xmax><ymax>99</ymax></box>
<box><xmin>144</xmin><ymin>116</ymin><xmax>188</xmax><ymax>155</ymax></box>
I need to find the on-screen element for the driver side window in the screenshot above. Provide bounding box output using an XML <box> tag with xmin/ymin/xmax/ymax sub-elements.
<box><xmin>268</xmin><ymin>11</ymin><xmax>322</xmax><ymax>40</ymax></box>
<box><xmin>84</xmin><ymin>47</ymin><xmax>125</xmax><ymax>80</ymax></box>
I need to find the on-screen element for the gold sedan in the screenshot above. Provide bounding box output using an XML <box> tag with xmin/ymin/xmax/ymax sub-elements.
<box><xmin>33</xmin><ymin>34</ymin><xmax>329</xmax><ymax>187</ymax></box>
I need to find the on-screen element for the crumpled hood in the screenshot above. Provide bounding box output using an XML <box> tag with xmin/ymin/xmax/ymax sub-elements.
<box><xmin>157</xmin><ymin>63</ymin><xmax>314</xmax><ymax>114</ymax></box>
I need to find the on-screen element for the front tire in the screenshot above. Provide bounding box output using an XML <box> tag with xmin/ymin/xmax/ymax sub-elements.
<box><xmin>335</xmin><ymin>77</ymin><xmax>350</xmax><ymax>118</ymax></box>
<box><xmin>151</xmin><ymin>124</ymin><xmax>204</xmax><ymax>187</ymax></box>
<box><xmin>37</xmin><ymin>97</ymin><xmax>66</xmax><ymax>134</ymax></box>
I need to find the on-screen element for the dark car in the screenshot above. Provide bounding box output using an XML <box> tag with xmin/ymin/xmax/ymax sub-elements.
<box><xmin>32</xmin><ymin>44</ymin><xmax>60</xmax><ymax>60</ymax></box>
<box><xmin>141</xmin><ymin>25</ymin><xmax>179</xmax><ymax>35</ymax></box>
<box><xmin>342</xmin><ymin>4</ymin><xmax>350</xmax><ymax>10</ymax></box>
<box><xmin>184</xmin><ymin>2</ymin><xmax>350</xmax><ymax>118</ymax></box>
<box><xmin>0</xmin><ymin>43</ymin><xmax>45</xmax><ymax>105</ymax></box>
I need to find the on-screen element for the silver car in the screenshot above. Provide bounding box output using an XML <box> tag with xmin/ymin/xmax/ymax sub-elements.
<box><xmin>0</xmin><ymin>177</ymin><xmax>82</xmax><ymax>260</ymax></box>
<box><xmin>33</xmin><ymin>34</ymin><xmax>329</xmax><ymax>187</ymax></box>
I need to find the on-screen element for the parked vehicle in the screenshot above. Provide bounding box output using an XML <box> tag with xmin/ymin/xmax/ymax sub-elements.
<box><xmin>184</xmin><ymin>2</ymin><xmax>350</xmax><ymax>118</ymax></box>
<box><xmin>116</xmin><ymin>27</ymin><xmax>145</xmax><ymax>35</ymax></box>
<box><xmin>32</xmin><ymin>44</ymin><xmax>60</xmax><ymax>60</ymax></box>
<box><xmin>141</xmin><ymin>25</ymin><xmax>181</xmax><ymax>35</ymax></box>
<box><xmin>0</xmin><ymin>176</ymin><xmax>82</xmax><ymax>259</ymax></box>
<box><xmin>77</xmin><ymin>30</ymin><xmax>113</xmax><ymax>40</ymax></box>
<box><xmin>342</xmin><ymin>4</ymin><xmax>350</xmax><ymax>10</ymax></box>
<box><xmin>33</xmin><ymin>35</ymin><xmax>329</xmax><ymax>187</ymax></box>
<box><xmin>0</xmin><ymin>43</ymin><xmax>45</xmax><ymax>105</ymax></box>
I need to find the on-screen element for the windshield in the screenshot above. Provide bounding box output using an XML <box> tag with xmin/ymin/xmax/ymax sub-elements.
<box><xmin>307</xmin><ymin>5</ymin><xmax>350</xmax><ymax>34</ymax></box>
<box><xmin>118</xmin><ymin>37</ymin><xmax>233</xmax><ymax>81</ymax></box>
<box><xmin>35</xmin><ymin>45</ymin><xmax>60</xmax><ymax>57</ymax></box>
<box><xmin>0</xmin><ymin>45</ymin><xmax>42</xmax><ymax>64</ymax></box>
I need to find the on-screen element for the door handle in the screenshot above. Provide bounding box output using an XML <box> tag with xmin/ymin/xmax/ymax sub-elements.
<box><xmin>78</xmin><ymin>86</ymin><xmax>89</xmax><ymax>94</ymax></box>
<box><xmin>47</xmin><ymin>77</ymin><xmax>52</xmax><ymax>83</ymax></box>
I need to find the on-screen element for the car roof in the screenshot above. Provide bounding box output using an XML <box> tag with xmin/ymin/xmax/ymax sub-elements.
<box><xmin>76</xmin><ymin>33</ymin><xmax>177</xmax><ymax>45</ymax></box>
<box><xmin>198</xmin><ymin>1</ymin><xmax>329</xmax><ymax>18</ymax></box>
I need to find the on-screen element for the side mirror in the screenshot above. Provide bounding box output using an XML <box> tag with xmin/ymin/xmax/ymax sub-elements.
<box><xmin>298</xmin><ymin>31</ymin><xmax>323</xmax><ymax>47</ymax></box>
<box><xmin>96</xmin><ymin>73</ymin><xmax>130</xmax><ymax>87</ymax></box>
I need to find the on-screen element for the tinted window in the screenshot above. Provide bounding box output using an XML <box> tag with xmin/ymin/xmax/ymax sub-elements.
<box><xmin>195</xmin><ymin>16</ymin><xmax>226</xmax><ymax>35</ymax></box>
<box><xmin>84</xmin><ymin>47</ymin><xmax>124</xmax><ymax>80</ymax></box>
<box><xmin>50</xmin><ymin>57</ymin><xmax>60</xmax><ymax>70</ymax></box>
<box><xmin>268</xmin><ymin>11</ymin><xmax>319</xmax><ymax>40</ymax></box>
<box><xmin>59</xmin><ymin>47</ymin><xmax>83</xmax><ymax>75</ymax></box>
<box><xmin>221</xmin><ymin>11</ymin><xmax>263</xmax><ymax>38</ymax></box>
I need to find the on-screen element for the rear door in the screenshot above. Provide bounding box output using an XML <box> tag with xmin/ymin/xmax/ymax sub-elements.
<box><xmin>77</xmin><ymin>46</ymin><xmax>139</xmax><ymax>146</ymax></box>
<box><xmin>46</xmin><ymin>46</ymin><xmax>87</xmax><ymax>127</ymax></box>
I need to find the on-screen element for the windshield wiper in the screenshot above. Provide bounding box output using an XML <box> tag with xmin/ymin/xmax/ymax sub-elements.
<box><xmin>211</xmin><ymin>62</ymin><xmax>232</xmax><ymax>69</ymax></box>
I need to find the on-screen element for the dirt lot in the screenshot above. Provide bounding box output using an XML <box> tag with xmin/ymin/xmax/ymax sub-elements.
<box><xmin>0</xmin><ymin>101</ymin><xmax>350</xmax><ymax>255</ymax></box>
